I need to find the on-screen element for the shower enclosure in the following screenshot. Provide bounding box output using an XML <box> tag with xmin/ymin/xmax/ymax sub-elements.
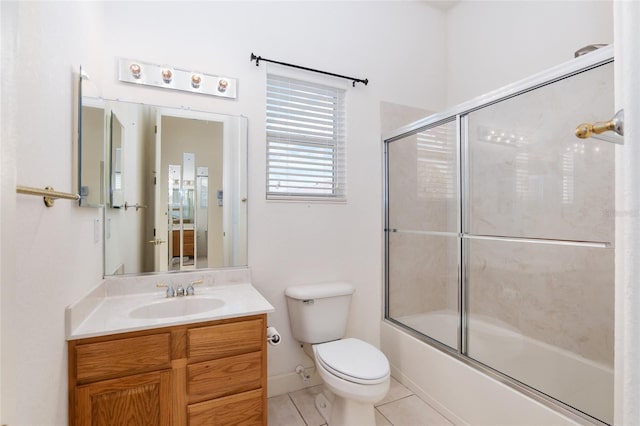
<box><xmin>384</xmin><ymin>50</ymin><xmax>615</xmax><ymax>425</ymax></box>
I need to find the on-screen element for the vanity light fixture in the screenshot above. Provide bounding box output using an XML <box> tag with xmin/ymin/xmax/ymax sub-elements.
<box><xmin>118</xmin><ymin>58</ymin><xmax>238</xmax><ymax>99</ymax></box>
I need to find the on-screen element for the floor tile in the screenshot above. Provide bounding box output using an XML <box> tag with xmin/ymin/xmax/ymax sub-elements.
<box><xmin>267</xmin><ymin>394</ymin><xmax>306</xmax><ymax>426</ymax></box>
<box><xmin>289</xmin><ymin>385</ymin><xmax>327</xmax><ymax>426</ymax></box>
<box><xmin>377</xmin><ymin>395</ymin><xmax>453</xmax><ymax>426</ymax></box>
<box><xmin>375</xmin><ymin>409</ymin><xmax>393</xmax><ymax>426</ymax></box>
<box><xmin>376</xmin><ymin>377</ymin><xmax>414</xmax><ymax>406</ymax></box>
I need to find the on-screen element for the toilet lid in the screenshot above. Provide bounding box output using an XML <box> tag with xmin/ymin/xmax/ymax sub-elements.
<box><xmin>314</xmin><ymin>338</ymin><xmax>389</xmax><ymax>385</ymax></box>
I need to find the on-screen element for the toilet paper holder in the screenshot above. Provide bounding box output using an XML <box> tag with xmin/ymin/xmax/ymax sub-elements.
<box><xmin>266</xmin><ymin>326</ymin><xmax>281</xmax><ymax>346</ymax></box>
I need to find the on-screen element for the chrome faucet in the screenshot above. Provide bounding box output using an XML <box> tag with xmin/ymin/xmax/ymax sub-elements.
<box><xmin>157</xmin><ymin>280</ymin><xmax>202</xmax><ymax>297</ymax></box>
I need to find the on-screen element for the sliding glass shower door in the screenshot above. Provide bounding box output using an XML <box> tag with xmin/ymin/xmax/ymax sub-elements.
<box><xmin>385</xmin><ymin>58</ymin><xmax>615</xmax><ymax>425</ymax></box>
<box><xmin>465</xmin><ymin>62</ymin><xmax>614</xmax><ymax>423</ymax></box>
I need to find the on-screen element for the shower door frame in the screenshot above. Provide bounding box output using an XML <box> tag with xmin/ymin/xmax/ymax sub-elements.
<box><xmin>383</xmin><ymin>45</ymin><xmax>614</xmax><ymax>426</ymax></box>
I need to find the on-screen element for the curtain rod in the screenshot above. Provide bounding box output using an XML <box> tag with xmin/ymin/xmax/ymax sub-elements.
<box><xmin>250</xmin><ymin>53</ymin><xmax>368</xmax><ymax>87</ymax></box>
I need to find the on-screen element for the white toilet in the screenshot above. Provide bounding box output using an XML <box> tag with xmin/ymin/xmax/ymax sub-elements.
<box><xmin>285</xmin><ymin>282</ymin><xmax>390</xmax><ymax>426</ymax></box>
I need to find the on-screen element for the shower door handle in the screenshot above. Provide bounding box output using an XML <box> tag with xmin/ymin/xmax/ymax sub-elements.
<box><xmin>575</xmin><ymin>109</ymin><xmax>624</xmax><ymax>139</ymax></box>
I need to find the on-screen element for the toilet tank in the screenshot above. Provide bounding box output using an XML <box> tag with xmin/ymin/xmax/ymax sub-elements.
<box><xmin>285</xmin><ymin>282</ymin><xmax>355</xmax><ymax>344</ymax></box>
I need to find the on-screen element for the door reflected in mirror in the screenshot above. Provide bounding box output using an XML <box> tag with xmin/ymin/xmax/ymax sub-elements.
<box><xmin>165</xmin><ymin>145</ymin><xmax>219</xmax><ymax>271</ymax></box>
<box><xmin>109</xmin><ymin>112</ymin><xmax>124</xmax><ymax>208</ymax></box>
<box><xmin>80</xmin><ymin>97</ymin><xmax>247</xmax><ymax>276</ymax></box>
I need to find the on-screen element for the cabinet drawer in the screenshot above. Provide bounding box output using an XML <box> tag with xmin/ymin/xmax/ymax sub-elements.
<box><xmin>75</xmin><ymin>333</ymin><xmax>171</xmax><ymax>384</ymax></box>
<box><xmin>187</xmin><ymin>351</ymin><xmax>262</xmax><ymax>402</ymax></box>
<box><xmin>188</xmin><ymin>318</ymin><xmax>263</xmax><ymax>360</ymax></box>
<box><xmin>188</xmin><ymin>388</ymin><xmax>264</xmax><ymax>426</ymax></box>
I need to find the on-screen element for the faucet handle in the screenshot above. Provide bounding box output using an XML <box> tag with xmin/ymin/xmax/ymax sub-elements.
<box><xmin>156</xmin><ymin>283</ymin><xmax>175</xmax><ymax>298</ymax></box>
<box><xmin>186</xmin><ymin>279</ymin><xmax>203</xmax><ymax>296</ymax></box>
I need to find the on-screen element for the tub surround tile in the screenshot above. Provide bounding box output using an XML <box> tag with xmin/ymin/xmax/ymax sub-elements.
<box><xmin>468</xmin><ymin>240</ymin><xmax>614</xmax><ymax>365</ymax></box>
<box><xmin>468</xmin><ymin>63</ymin><xmax>614</xmax><ymax>244</ymax></box>
<box><xmin>388</xmin><ymin>232</ymin><xmax>458</xmax><ymax>319</ymax></box>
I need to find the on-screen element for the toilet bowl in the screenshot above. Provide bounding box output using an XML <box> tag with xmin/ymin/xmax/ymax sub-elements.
<box><xmin>312</xmin><ymin>338</ymin><xmax>390</xmax><ymax>425</ymax></box>
<box><xmin>285</xmin><ymin>282</ymin><xmax>391</xmax><ymax>426</ymax></box>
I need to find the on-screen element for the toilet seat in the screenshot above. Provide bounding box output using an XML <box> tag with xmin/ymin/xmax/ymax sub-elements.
<box><xmin>314</xmin><ymin>338</ymin><xmax>389</xmax><ymax>385</ymax></box>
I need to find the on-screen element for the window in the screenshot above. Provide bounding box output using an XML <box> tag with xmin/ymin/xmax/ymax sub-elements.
<box><xmin>266</xmin><ymin>74</ymin><xmax>346</xmax><ymax>200</ymax></box>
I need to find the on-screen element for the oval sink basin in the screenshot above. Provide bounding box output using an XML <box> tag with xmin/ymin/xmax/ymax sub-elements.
<box><xmin>129</xmin><ymin>297</ymin><xmax>225</xmax><ymax>319</ymax></box>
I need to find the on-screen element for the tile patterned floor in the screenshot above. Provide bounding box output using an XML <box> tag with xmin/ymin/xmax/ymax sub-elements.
<box><xmin>268</xmin><ymin>377</ymin><xmax>454</xmax><ymax>426</ymax></box>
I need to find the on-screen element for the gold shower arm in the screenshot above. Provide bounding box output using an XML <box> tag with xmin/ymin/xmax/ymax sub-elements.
<box><xmin>575</xmin><ymin>109</ymin><xmax>624</xmax><ymax>139</ymax></box>
<box><xmin>16</xmin><ymin>185</ymin><xmax>80</xmax><ymax>207</ymax></box>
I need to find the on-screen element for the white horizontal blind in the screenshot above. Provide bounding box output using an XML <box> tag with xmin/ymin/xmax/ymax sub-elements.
<box><xmin>266</xmin><ymin>74</ymin><xmax>346</xmax><ymax>199</ymax></box>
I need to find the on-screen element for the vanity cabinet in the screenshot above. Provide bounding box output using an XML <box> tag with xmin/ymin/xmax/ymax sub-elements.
<box><xmin>172</xmin><ymin>229</ymin><xmax>195</xmax><ymax>257</ymax></box>
<box><xmin>68</xmin><ymin>314</ymin><xmax>267</xmax><ymax>426</ymax></box>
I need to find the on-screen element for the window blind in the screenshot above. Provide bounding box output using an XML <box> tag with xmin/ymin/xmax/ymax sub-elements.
<box><xmin>266</xmin><ymin>74</ymin><xmax>346</xmax><ymax>199</ymax></box>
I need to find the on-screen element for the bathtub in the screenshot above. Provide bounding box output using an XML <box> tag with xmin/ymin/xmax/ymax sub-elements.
<box><xmin>395</xmin><ymin>310</ymin><xmax>613</xmax><ymax>424</ymax></box>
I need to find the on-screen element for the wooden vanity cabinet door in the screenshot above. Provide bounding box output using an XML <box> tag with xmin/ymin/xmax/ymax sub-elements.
<box><xmin>75</xmin><ymin>370</ymin><xmax>171</xmax><ymax>426</ymax></box>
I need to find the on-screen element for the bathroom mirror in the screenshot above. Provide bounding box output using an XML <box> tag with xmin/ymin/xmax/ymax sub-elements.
<box><xmin>80</xmin><ymin>96</ymin><xmax>248</xmax><ymax>276</ymax></box>
<box><xmin>79</xmin><ymin>96</ymin><xmax>106</xmax><ymax>207</ymax></box>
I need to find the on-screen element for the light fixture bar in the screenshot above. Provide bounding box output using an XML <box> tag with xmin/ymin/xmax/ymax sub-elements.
<box><xmin>118</xmin><ymin>58</ymin><xmax>238</xmax><ymax>99</ymax></box>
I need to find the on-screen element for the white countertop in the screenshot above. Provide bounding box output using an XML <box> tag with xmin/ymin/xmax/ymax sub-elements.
<box><xmin>66</xmin><ymin>269</ymin><xmax>274</xmax><ymax>340</ymax></box>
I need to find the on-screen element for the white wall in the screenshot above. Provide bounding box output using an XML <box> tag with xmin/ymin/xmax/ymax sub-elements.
<box><xmin>0</xmin><ymin>2</ymin><xmax>446</xmax><ymax>424</ymax></box>
<box><xmin>445</xmin><ymin>0</ymin><xmax>613</xmax><ymax>107</ymax></box>
<box><xmin>1</xmin><ymin>3</ymin><xmax>106</xmax><ymax>424</ymax></box>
